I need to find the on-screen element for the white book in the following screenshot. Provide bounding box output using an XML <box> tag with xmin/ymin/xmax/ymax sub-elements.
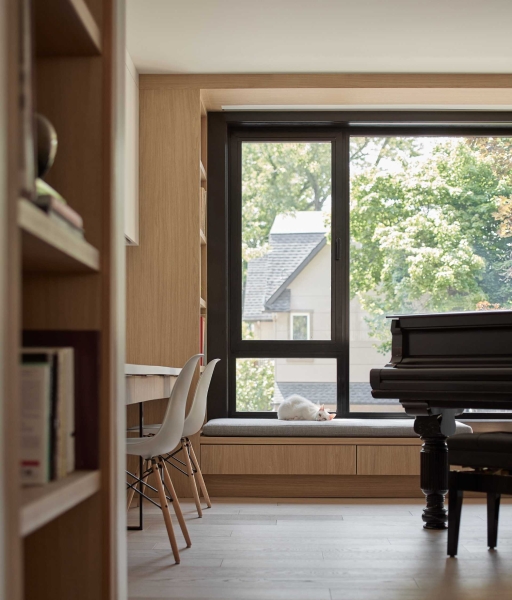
<box><xmin>20</xmin><ymin>362</ymin><xmax>52</xmax><ymax>485</ymax></box>
<box><xmin>22</xmin><ymin>348</ymin><xmax>75</xmax><ymax>479</ymax></box>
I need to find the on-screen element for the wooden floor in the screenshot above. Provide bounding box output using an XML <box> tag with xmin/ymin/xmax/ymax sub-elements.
<box><xmin>128</xmin><ymin>497</ymin><xmax>512</xmax><ymax>600</ymax></box>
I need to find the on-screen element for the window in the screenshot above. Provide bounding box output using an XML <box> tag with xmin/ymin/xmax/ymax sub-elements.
<box><xmin>207</xmin><ymin>112</ymin><xmax>512</xmax><ymax>419</ymax></box>
<box><xmin>290</xmin><ymin>313</ymin><xmax>310</xmax><ymax>340</ymax></box>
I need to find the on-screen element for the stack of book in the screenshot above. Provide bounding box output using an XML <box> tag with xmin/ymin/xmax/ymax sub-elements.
<box><xmin>34</xmin><ymin>178</ymin><xmax>85</xmax><ymax>238</ymax></box>
<box><xmin>21</xmin><ymin>348</ymin><xmax>75</xmax><ymax>485</ymax></box>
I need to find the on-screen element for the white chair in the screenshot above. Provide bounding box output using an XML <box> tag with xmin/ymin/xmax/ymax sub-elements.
<box><xmin>126</xmin><ymin>353</ymin><xmax>202</xmax><ymax>564</ymax></box>
<box><xmin>138</xmin><ymin>358</ymin><xmax>220</xmax><ymax>517</ymax></box>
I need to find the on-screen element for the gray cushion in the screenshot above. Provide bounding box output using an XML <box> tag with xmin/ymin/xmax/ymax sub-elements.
<box><xmin>202</xmin><ymin>418</ymin><xmax>472</xmax><ymax>438</ymax></box>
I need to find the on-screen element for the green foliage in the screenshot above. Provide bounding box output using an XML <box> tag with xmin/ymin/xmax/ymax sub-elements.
<box><xmin>236</xmin><ymin>359</ymin><xmax>275</xmax><ymax>412</ymax></box>
<box><xmin>350</xmin><ymin>138</ymin><xmax>512</xmax><ymax>353</ymax></box>
<box><xmin>242</xmin><ymin>142</ymin><xmax>331</xmax><ymax>262</ymax></box>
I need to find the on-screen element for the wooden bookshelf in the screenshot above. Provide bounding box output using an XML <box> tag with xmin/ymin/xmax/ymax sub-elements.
<box><xmin>33</xmin><ymin>0</ymin><xmax>102</xmax><ymax>57</ymax></box>
<box><xmin>18</xmin><ymin>199</ymin><xmax>100</xmax><ymax>272</ymax></box>
<box><xmin>200</xmin><ymin>229</ymin><xmax>207</xmax><ymax>245</ymax></box>
<box><xmin>20</xmin><ymin>470</ymin><xmax>101</xmax><ymax>537</ymax></box>
<box><xmin>0</xmin><ymin>0</ymin><xmax>126</xmax><ymax>598</ymax></box>
<box><xmin>200</xmin><ymin>160</ymin><xmax>207</xmax><ymax>182</ymax></box>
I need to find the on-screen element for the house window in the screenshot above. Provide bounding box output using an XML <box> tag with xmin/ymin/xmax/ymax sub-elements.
<box><xmin>290</xmin><ymin>313</ymin><xmax>310</xmax><ymax>340</ymax></box>
<box><xmin>207</xmin><ymin>112</ymin><xmax>512</xmax><ymax>419</ymax></box>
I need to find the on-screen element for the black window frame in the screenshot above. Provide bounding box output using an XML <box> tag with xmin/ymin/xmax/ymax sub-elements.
<box><xmin>207</xmin><ymin>110</ymin><xmax>512</xmax><ymax>420</ymax></box>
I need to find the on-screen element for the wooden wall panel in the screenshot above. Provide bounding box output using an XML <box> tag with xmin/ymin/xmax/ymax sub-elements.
<box><xmin>357</xmin><ymin>446</ymin><xmax>421</xmax><ymax>476</ymax></box>
<box><xmin>140</xmin><ymin>73</ymin><xmax>512</xmax><ymax>90</ymax></box>
<box><xmin>201</xmin><ymin>444</ymin><xmax>356</xmax><ymax>475</ymax></box>
<box><xmin>126</xmin><ymin>88</ymin><xmax>201</xmax><ymax>497</ymax></box>
<box><xmin>203</xmin><ymin>475</ymin><xmax>423</xmax><ymax>498</ymax></box>
<box><xmin>126</xmin><ymin>87</ymin><xmax>200</xmax><ymax>367</ymax></box>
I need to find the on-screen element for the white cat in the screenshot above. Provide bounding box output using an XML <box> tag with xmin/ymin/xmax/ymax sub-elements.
<box><xmin>277</xmin><ymin>394</ymin><xmax>336</xmax><ymax>421</ymax></box>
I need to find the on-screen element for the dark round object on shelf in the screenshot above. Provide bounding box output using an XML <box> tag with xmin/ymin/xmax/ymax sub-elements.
<box><xmin>36</xmin><ymin>113</ymin><xmax>58</xmax><ymax>178</ymax></box>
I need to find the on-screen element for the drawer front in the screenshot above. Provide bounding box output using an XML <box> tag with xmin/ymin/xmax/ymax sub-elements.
<box><xmin>357</xmin><ymin>445</ymin><xmax>420</xmax><ymax>475</ymax></box>
<box><xmin>201</xmin><ymin>444</ymin><xmax>356</xmax><ymax>475</ymax></box>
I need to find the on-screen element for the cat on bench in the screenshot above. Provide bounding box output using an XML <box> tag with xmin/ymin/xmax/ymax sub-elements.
<box><xmin>277</xmin><ymin>395</ymin><xmax>336</xmax><ymax>421</ymax></box>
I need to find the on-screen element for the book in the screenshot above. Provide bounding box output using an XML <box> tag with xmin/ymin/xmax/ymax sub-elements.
<box><xmin>35</xmin><ymin>178</ymin><xmax>85</xmax><ymax>234</ymax></box>
<box><xmin>23</xmin><ymin>348</ymin><xmax>75</xmax><ymax>480</ymax></box>
<box><xmin>20</xmin><ymin>357</ymin><xmax>52</xmax><ymax>485</ymax></box>
<box><xmin>23</xmin><ymin>331</ymin><xmax>101</xmax><ymax>471</ymax></box>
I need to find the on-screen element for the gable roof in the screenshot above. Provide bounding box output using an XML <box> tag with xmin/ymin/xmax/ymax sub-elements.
<box><xmin>243</xmin><ymin>212</ymin><xmax>328</xmax><ymax>321</ymax></box>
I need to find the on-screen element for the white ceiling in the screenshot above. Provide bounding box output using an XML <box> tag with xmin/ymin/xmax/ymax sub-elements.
<box><xmin>127</xmin><ymin>0</ymin><xmax>512</xmax><ymax>75</ymax></box>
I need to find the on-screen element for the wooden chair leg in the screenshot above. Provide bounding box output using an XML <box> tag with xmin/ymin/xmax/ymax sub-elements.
<box><xmin>188</xmin><ymin>439</ymin><xmax>212</xmax><ymax>508</ymax></box>
<box><xmin>487</xmin><ymin>492</ymin><xmax>501</xmax><ymax>549</ymax></box>
<box><xmin>127</xmin><ymin>459</ymin><xmax>150</xmax><ymax>511</ymax></box>
<box><xmin>160</xmin><ymin>458</ymin><xmax>192</xmax><ymax>547</ymax></box>
<box><xmin>152</xmin><ymin>460</ymin><xmax>180</xmax><ymax>564</ymax></box>
<box><xmin>448</xmin><ymin>487</ymin><xmax>463</xmax><ymax>557</ymax></box>
<box><xmin>182</xmin><ymin>439</ymin><xmax>202</xmax><ymax>518</ymax></box>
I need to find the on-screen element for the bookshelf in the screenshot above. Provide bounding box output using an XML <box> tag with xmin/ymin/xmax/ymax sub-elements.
<box><xmin>20</xmin><ymin>470</ymin><xmax>101</xmax><ymax>537</ymax></box>
<box><xmin>0</xmin><ymin>1</ymin><xmax>126</xmax><ymax>599</ymax></box>
<box><xmin>200</xmin><ymin>106</ymin><xmax>207</xmax><ymax>362</ymax></box>
<box><xmin>18</xmin><ymin>198</ymin><xmax>100</xmax><ymax>272</ymax></box>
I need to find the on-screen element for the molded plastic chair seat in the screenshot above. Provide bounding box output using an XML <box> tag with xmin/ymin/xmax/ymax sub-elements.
<box><xmin>134</xmin><ymin>359</ymin><xmax>220</xmax><ymax>517</ymax></box>
<box><xmin>126</xmin><ymin>354</ymin><xmax>202</xmax><ymax>564</ymax></box>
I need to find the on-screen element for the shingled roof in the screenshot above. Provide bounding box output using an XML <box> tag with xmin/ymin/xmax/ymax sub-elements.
<box><xmin>243</xmin><ymin>212</ymin><xmax>328</xmax><ymax>321</ymax></box>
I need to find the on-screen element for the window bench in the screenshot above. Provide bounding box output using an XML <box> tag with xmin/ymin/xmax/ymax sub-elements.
<box><xmin>199</xmin><ymin>418</ymin><xmax>472</xmax><ymax>498</ymax></box>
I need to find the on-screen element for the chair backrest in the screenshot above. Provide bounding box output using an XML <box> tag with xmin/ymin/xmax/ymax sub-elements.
<box><xmin>144</xmin><ymin>354</ymin><xmax>202</xmax><ymax>458</ymax></box>
<box><xmin>183</xmin><ymin>358</ymin><xmax>220</xmax><ymax>438</ymax></box>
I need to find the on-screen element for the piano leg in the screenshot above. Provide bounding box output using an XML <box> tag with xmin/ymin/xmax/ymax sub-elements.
<box><xmin>414</xmin><ymin>415</ymin><xmax>450</xmax><ymax>530</ymax></box>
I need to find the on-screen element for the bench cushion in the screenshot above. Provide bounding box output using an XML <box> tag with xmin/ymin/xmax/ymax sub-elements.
<box><xmin>448</xmin><ymin>432</ymin><xmax>512</xmax><ymax>470</ymax></box>
<box><xmin>202</xmin><ymin>418</ymin><xmax>472</xmax><ymax>438</ymax></box>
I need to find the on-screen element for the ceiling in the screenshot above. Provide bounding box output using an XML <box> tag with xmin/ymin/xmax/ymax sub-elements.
<box><xmin>127</xmin><ymin>0</ymin><xmax>512</xmax><ymax>75</ymax></box>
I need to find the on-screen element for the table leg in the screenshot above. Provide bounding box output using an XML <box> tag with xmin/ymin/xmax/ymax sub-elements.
<box><xmin>414</xmin><ymin>414</ymin><xmax>449</xmax><ymax>530</ymax></box>
<box><xmin>138</xmin><ymin>401</ymin><xmax>144</xmax><ymax>530</ymax></box>
<box><xmin>128</xmin><ymin>402</ymin><xmax>145</xmax><ymax>531</ymax></box>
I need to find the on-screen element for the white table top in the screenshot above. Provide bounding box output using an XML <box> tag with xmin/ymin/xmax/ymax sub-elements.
<box><xmin>125</xmin><ymin>364</ymin><xmax>181</xmax><ymax>376</ymax></box>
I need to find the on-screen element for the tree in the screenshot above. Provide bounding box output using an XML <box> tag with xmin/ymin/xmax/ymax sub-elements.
<box><xmin>236</xmin><ymin>359</ymin><xmax>275</xmax><ymax>412</ymax></box>
<box><xmin>242</xmin><ymin>138</ymin><xmax>420</xmax><ymax>261</ymax></box>
<box><xmin>350</xmin><ymin>139</ymin><xmax>512</xmax><ymax>352</ymax></box>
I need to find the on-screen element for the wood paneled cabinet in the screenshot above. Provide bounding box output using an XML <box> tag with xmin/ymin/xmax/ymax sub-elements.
<box><xmin>200</xmin><ymin>438</ymin><xmax>423</xmax><ymax>477</ymax></box>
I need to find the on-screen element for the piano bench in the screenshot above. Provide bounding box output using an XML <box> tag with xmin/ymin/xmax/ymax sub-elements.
<box><xmin>447</xmin><ymin>432</ymin><xmax>512</xmax><ymax>557</ymax></box>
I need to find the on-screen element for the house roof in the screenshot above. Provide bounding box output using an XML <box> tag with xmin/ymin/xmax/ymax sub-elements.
<box><xmin>243</xmin><ymin>212</ymin><xmax>328</xmax><ymax>321</ymax></box>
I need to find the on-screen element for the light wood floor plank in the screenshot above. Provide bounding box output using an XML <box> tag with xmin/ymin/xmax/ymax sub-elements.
<box><xmin>128</xmin><ymin>498</ymin><xmax>512</xmax><ymax>600</ymax></box>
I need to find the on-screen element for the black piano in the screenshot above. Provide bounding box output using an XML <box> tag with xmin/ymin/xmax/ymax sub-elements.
<box><xmin>370</xmin><ymin>310</ymin><xmax>512</xmax><ymax>530</ymax></box>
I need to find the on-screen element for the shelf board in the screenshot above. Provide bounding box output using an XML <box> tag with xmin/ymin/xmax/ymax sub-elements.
<box><xmin>20</xmin><ymin>470</ymin><xmax>101</xmax><ymax>537</ymax></box>
<box><xmin>19</xmin><ymin>199</ymin><xmax>100</xmax><ymax>273</ymax></box>
<box><xmin>200</xmin><ymin>161</ymin><xmax>207</xmax><ymax>183</ymax></box>
<box><xmin>200</xmin><ymin>297</ymin><xmax>207</xmax><ymax>312</ymax></box>
<box><xmin>200</xmin><ymin>230</ymin><xmax>207</xmax><ymax>245</ymax></box>
<box><xmin>34</xmin><ymin>0</ymin><xmax>102</xmax><ymax>57</ymax></box>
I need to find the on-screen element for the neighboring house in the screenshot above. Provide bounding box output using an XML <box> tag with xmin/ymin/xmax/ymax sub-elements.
<box><xmin>243</xmin><ymin>211</ymin><xmax>397</xmax><ymax>411</ymax></box>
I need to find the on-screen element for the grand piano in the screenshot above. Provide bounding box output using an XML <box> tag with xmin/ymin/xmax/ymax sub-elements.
<box><xmin>370</xmin><ymin>310</ymin><xmax>512</xmax><ymax>530</ymax></box>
